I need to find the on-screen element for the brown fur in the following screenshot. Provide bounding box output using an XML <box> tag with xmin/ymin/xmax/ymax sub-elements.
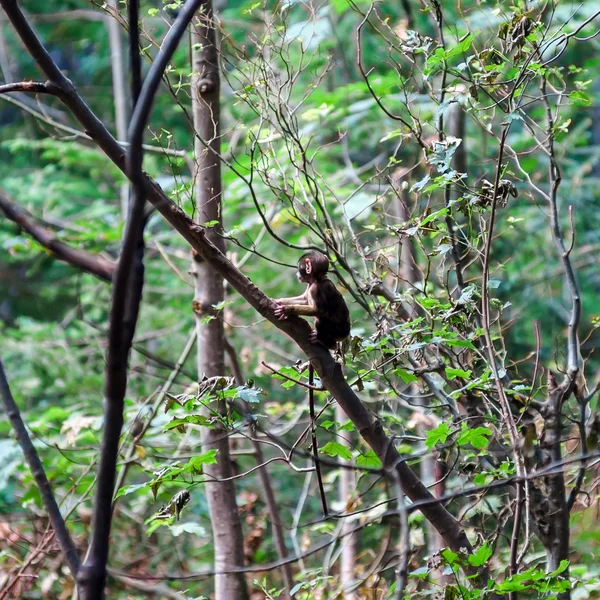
<box><xmin>273</xmin><ymin>251</ymin><xmax>350</xmax><ymax>349</ymax></box>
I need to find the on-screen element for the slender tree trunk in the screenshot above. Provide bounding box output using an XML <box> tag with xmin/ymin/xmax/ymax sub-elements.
<box><xmin>393</xmin><ymin>184</ymin><xmax>442</xmax><ymax>555</ymax></box>
<box><xmin>538</xmin><ymin>380</ymin><xmax>570</xmax><ymax>598</ymax></box>
<box><xmin>446</xmin><ymin>93</ymin><xmax>466</xmax><ymax>179</ymax></box>
<box><xmin>106</xmin><ymin>0</ymin><xmax>129</xmax><ymax>219</ymax></box>
<box><xmin>190</xmin><ymin>7</ymin><xmax>249</xmax><ymax>599</ymax></box>
<box><xmin>225</xmin><ymin>341</ymin><xmax>294</xmax><ymax>598</ymax></box>
<box><xmin>336</xmin><ymin>403</ymin><xmax>357</xmax><ymax>599</ymax></box>
<box><xmin>396</xmin><ymin>186</ymin><xmax>418</xmax><ymax>298</ymax></box>
<box><xmin>444</xmin><ymin>88</ymin><xmax>468</xmax><ymax>292</ymax></box>
<box><xmin>592</xmin><ymin>77</ymin><xmax>600</xmax><ymax>178</ymax></box>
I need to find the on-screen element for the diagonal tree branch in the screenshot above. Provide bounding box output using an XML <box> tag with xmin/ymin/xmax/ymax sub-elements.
<box><xmin>0</xmin><ymin>188</ymin><xmax>115</xmax><ymax>281</ymax></box>
<box><xmin>0</xmin><ymin>359</ymin><xmax>80</xmax><ymax>576</ymax></box>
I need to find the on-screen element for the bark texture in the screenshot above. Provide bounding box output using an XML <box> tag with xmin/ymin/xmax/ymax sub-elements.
<box><xmin>191</xmin><ymin>8</ymin><xmax>249</xmax><ymax>599</ymax></box>
<box><xmin>336</xmin><ymin>403</ymin><xmax>357</xmax><ymax>600</ymax></box>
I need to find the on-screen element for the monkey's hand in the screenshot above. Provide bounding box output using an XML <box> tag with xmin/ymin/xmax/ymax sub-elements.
<box><xmin>273</xmin><ymin>301</ymin><xmax>289</xmax><ymax>320</ymax></box>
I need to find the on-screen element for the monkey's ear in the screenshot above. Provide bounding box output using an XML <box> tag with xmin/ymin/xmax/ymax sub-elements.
<box><xmin>305</xmin><ymin>258</ymin><xmax>312</xmax><ymax>275</ymax></box>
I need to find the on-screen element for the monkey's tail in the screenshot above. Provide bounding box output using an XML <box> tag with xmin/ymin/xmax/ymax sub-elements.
<box><xmin>309</xmin><ymin>362</ymin><xmax>328</xmax><ymax>517</ymax></box>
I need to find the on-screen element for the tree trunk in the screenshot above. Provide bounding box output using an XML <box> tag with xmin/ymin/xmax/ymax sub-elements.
<box><xmin>446</xmin><ymin>93</ymin><xmax>466</xmax><ymax>179</ymax></box>
<box><xmin>225</xmin><ymin>341</ymin><xmax>294</xmax><ymax>598</ymax></box>
<box><xmin>336</xmin><ymin>403</ymin><xmax>357</xmax><ymax>599</ymax></box>
<box><xmin>394</xmin><ymin>186</ymin><xmax>443</xmax><ymax>556</ymax></box>
<box><xmin>537</xmin><ymin>380</ymin><xmax>570</xmax><ymax>598</ymax></box>
<box><xmin>190</xmin><ymin>7</ymin><xmax>249</xmax><ymax>599</ymax></box>
<box><xmin>106</xmin><ymin>0</ymin><xmax>129</xmax><ymax>219</ymax></box>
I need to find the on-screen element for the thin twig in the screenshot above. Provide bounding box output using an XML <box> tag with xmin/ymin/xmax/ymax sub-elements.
<box><xmin>261</xmin><ymin>360</ymin><xmax>324</xmax><ymax>390</ymax></box>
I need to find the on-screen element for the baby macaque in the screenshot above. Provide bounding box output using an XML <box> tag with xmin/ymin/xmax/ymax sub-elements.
<box><xmin>273</xmin><ymin>251</ymin><xmax>350</xmax><ymax>349</ymax></box>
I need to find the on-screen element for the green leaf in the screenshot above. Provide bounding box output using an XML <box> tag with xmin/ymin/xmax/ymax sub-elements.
<box><xmin>164</xmin><ymin>415</ymin><xmax>214</xmax><ymax>431</ymax></box>
<box><xmin>213</xmin><ymin>300</ymin><xmax>234</xmax><ymax>311</ymax></box>
<box><xmin>356</xmin><ymin>450</ymin><xmax>383</xmax><ymax>469</ymax></box>
<box><xmin>548</xmin><ymin>560</ymin><xmax>569</xmax><ymax>577</ymax></box>
<box><xmin>330</xmin><ymin>0</ymin><xmax>349</xmax><ymax>14</ymax></box>
<box><xmin>146</xmin><ymin>519</ymin><xmax>168</xmax><ymax>536</ymax></box>
<box><xmin>419</xmin><ymin>297</ymin><xmax>441</xmax><ymax>309</ymax></box>
<box><xmin>441</xmin><ymin>549</ymin><xmax>459</xmax><ymax>565</ymax></box>
<box><xmin>446</xmin><ymin>33</ymin><xmax>474</xmax><ymax>59</ymax></box>
<box><xmin>473</xmin><ymin>473</ymin><xmax>489</xmax><ymax>485</ymax></box>
<box><xmin>445</xmin><ymin>367</ymin><xmax>472</xmax><ymax>380</ymax></box>
<box><xmin>187</xmin><ymin>450</ymin><xmax>218</xmax><ymax>471</ymax></box>
<box><xmin>570</xmin><ymin>90</ymin><xmax>592</xmax><ymax>106</ymax></box>
<box><xmin>444</xmin><ymin>339</ymin><xmax>476</xmax><ymax>350</ymax></box>
<box><xmin>409</xmin><ymin>566</ymin><xmax>429</xmax><ymax>579</ymax></box>
<box><xmin>420</xmin><ymin>207</ymin><xmax>449</xmax><ymax>227</ymax></box>
<box><xmin>290</xmin><ymin>582</ymin><xmax>307</xmax><ymax>595</ymax></box>
<box><xmin>39</xmin><ymin>406</ymin><xmax>70</xmax><ymax>422</ymax></box>
<box><xmin>468</xmin><ymin>543</ymin><xmax>492</xmax><ymax>567</ymax></box>
<box><xmin>426</xmin><ymin>422</ymin><xmax>451</xmax><ymax>449</ymax></box>
<box><xmin>496</xmin><ymin>579</ymin><xmax>528</xmax><ymax>593</ymax></box>
<box><xmin>321</xmin><ymin>441</ymin><xmax>353</xmax><ymax>460</ymax></box>
<box><xmin>115</xmin><ymin>483</ymin><xmax>147</xmax><ymax>499</ymax></box>
<box><xmin>457</xmin><ymin>425</ymin><xmax>491</xmax><ymax>450</ymax></box>
<box><xmin>394</xmin><ymin>368</ymin><xmax>418</xmax><ymax>384</ymax></box>
<box><xmin>237</xmin><ymin>387</ymin><xmax>262</xmax><ymax>404</ymax></box>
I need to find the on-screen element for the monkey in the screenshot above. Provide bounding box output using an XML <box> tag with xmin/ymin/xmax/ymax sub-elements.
<box><xmin>272</xmin><ymin>251</ymin><xmax>350</xmax><ymax>516</ymax></box>
<box><xmin>273</xmin><ymin>251</ymin><xmax>351</xmax><ymax>349</ymax></box>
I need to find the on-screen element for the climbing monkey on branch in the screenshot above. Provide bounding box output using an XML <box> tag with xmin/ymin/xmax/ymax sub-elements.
<box><xmin>272</xmin><ymin>251</ymin><xmax>351</xmax><ymax>516</ymax></box>
<box><xmin>273</xmin><ymin>251</ymin><xmax>351</xmax><ymax>349</ymax></box>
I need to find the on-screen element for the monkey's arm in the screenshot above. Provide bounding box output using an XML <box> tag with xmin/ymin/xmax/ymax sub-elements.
<box><xmin>281</xmin><ymin>304</ymin><xmax>319</xmax><ymax>316</ymax></box>
<box><xmin>274</xmin><ymin>293</ymin><xmax>308</xmax><ymax>305</ymax></box>
<box><xmin>273</xmin><ymin>287</ymin><xmax>310</xmax><ymax>320</ymax></box>
<box><xmin>273</xmin><ymin>300</ymin><xmax>319</xmax><ymax>321</ymax></box>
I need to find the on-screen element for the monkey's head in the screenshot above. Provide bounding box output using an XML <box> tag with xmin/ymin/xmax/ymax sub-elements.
<box><xmin>297</xmin><ymin>251</ymin><xmax>329</xmax><ymax>283</ymax></box>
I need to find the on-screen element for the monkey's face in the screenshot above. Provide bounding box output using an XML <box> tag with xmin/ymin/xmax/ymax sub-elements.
<box><xmin>297</xmin><ymin>268</ymin><xmax>310</xmax><ymax>283</ymax></box>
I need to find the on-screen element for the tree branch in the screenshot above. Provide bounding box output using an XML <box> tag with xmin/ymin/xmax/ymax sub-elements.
<box><xmin>0</xmin><ymin>359</ymin><xmax>80</xmax><ymax>576</ymax></box>
<box><xmin>0</xmin><ymin>80</ymin><xmax>60</xmax><ymax>94</ymax></box>
<box><xmin>0</xmin><ymin>188</ymin><xmax>115</xmax><ymax>282</ymax></box>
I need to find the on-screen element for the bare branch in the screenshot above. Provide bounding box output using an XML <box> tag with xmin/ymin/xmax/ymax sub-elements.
<box><xmin>0</xmin><ymin>360</ymin><xmax>80</xmax><ymax>576</ymax></box>
<box><xmin>541</xmin><ymin>79</ymin><xmax>581</xmax><ymax>378</ymax></box>
<box><xmin>0</xmin><ymin>80</ymin><xmax>59</xmax><ymax>94</ymax></box>
<box><xmin>0</xmin><ymin>188</ymin><xmax>115</xmax><ymax>281</ymax></box>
